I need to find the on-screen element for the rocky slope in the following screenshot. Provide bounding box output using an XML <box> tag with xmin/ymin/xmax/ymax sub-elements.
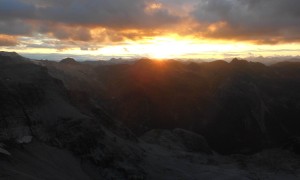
<box><xmin>42</xmin><ymin>57</ymin><xmax>300</xmax><ymax>154</ymax></box>
<box><xmin>0</xmin><ymin>52</ymin><xmax>299</xmax><ymax>179</ymax></box>
<box><xmin>0</xmin><ymin>53</ymin><xmax>145</xmax><ymax>179</ymax></box>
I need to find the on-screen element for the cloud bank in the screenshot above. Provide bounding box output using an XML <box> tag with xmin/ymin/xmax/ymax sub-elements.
<box><xmin>0</xmin><ymin>0</ymin><xmax>300</xmax><ymax>49</ymax></box>
<box><xmin>192</xmin><ymin>0</ymin><xmax>300</xmax><ymax>43</ymax></box>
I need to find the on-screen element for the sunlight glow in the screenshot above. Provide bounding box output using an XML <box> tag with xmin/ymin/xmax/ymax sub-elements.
<box><xmin>3</xmin><ymin>35</ymin><xmax>300</xmax><ymax>60</ymax></box>
<box><xmin>80</xmin><ymin>36</ymin><xmax>254</xmax><ymax>59</ymax></box>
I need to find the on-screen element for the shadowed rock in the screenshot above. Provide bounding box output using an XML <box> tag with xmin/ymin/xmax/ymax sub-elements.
<box><xmin>142</xmin><ymin>128</ymin><xmax>212</xmax><ymax>154</ymax></box>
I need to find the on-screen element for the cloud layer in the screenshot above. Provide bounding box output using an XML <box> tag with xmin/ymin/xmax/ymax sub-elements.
<box><xmin>193</xmin><ymin>0</ymin><xmax>300</xmax><ymax>43</ymax></box>
<box><xmin>0</xmin><ymin>0</ymin><xmax>300</xmax><ymax>48</ymax></box>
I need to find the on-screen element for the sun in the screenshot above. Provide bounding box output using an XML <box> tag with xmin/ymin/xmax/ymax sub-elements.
<box><xmin>144</xmin><ymin>37</ymin><xmax>192</xmax><ymax>59</ymax></box>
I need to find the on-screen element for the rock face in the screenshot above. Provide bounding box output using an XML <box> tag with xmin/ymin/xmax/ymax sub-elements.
<box><xmin>284</xmin><ymin>136</ymin><xmax>300</xmax><ymax>155</ymax></box>
<box><xmin>173</xmin><ymin>129</ymin><xmax>213</xmax><ymax>154</ymax></box>
<box><xmin>0</xmin><ymin>53</ymin><xmax>84</xmax><ymax>142</ymax></box>
<box><xmin>142</xmin><ymin>129</ymin><xmax>212</xmax><ymax>154</ymax></box>
<box><xmin>0</xmin><ymin>141</ymin><xmax>92</xmax><ymax>180</ymax></box>
<box><xmin>0</xmin><ymin>143</ymin><xmax>10</xmax><ymax>156</ymax></box>
<box><xmin>0</xmin><ymin>53</ymin><xmax>145</xmax><ymax>179</ymax></box>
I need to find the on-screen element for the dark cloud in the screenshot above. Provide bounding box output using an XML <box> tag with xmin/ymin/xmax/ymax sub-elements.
<box><xmin>0</xmin><ymin>19</ymin><xmax>34</xmax><ymax>35</ymax></box>
<box><xmin>38</xmin><ymin>0</ymin><xmax>179</xmax><ymax>29</ymax></box>
<box><xmin>0</xmin><ymin>0</ymin><xmax>181</xmax><ymax>45</ymax></box>
<box><xmin>194</xmin><ymin>0</ymin><xmax>300</xmax><ymax>28</ymax></box>
<box><xmin>192</xmin><ymin>0</ymin><xmax>300</xmax><ymax>43</ymax></box>
<box><xmin>0</xmin><ymin>0</ymin><xmax>35</xmax><ymax>19</ymax></box>
<box><xmin>1</xmin><ymin>0</ymin><xmax>180</xmax><ymax>29</ymax></box>
<box><xmin>37</xmin><ymin>23</ymin><xmax>92</xmax><ymax>41</ymax></box>
<box><xmin>0</xmin><ymin>0</ymin><xmax>300</xmax><ymax>46</ymax></box>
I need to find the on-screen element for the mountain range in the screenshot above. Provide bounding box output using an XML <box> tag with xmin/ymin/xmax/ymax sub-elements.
<box><xmin>0</xmin><ymin>52</ymin><xmax>299</xmax><ymax>179</ymax></box>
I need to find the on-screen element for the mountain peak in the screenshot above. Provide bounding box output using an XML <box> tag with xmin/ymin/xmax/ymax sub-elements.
<box><xmin>0</xmin><ymin>51</ymin><xmax>29</xmax><ymax>62</ymax></box>
<box><xmin>230</xmin><ymin>58</ymin><xmax>248</xmax><ymax>65</ymax></box>
<box><xmin>60</xmin><ymin>57</ymin><xmax>78</xmax><ymax>64</ymax></box>
<box><xmin>0</xmin><ymin>51</ymin><xmax>22</xmax><ymax>58</ymax></box>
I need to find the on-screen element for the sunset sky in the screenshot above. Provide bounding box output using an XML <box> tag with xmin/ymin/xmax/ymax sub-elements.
<box><xmin>1</xmin><ymin>0</ymin><xmax>300</xmax><ymax>60</ymax></box>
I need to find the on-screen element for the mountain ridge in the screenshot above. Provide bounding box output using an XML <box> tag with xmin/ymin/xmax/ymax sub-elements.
<box><xmin>0</xmin><ymin>52</ymin><xmax>299</xmax><ymax>179</ymax></box>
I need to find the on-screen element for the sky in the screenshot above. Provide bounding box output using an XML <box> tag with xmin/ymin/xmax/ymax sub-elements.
<box><xmin>0</xmin><ymin>0</ymin><xmax>300</xmax><ymax>60</ymax></box>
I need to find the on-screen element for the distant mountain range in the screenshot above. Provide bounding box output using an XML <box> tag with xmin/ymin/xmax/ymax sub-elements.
<box><xmin>16</xmin><ymin>51</ymin><xmax>300</xmax><ymax>65</ymax></box>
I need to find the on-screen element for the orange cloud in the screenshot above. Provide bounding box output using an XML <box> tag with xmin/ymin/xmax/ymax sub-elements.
<box><xmin>0</xmin><ymin>35</ymin><xmax>18</xmax><ymax>46</ymax></box>
<box><xmin>1</xmin><ymin>0</ymin><xmax>300</xmax><ymax>51</ymax></box>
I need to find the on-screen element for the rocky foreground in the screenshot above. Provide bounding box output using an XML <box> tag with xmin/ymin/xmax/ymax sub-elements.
<box><xmin>0</xmin><ymin>52</ymin><xmax>299</xmax><ymax>179</ymax></box>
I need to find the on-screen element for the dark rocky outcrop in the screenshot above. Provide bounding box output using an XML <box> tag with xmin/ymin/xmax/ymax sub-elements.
<box><xmin>142</xmin><ymin>128</ymin><xmax>212</xmax><ymax>154</ymax></box>
<box><xmin>0</xmin><ymin>53</ymin><xmax>145</xmax><ymax>179</ymax></box>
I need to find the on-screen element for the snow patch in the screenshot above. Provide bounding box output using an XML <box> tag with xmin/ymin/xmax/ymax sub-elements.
<box><xmin>0</xmin><ymin>143</ymin><xmax>11</xmax><ymax>156</ymax></box>
<box><xmin>17</xmin><ymin>136</ymin><xmax>32</xmax><ymax>144</ymax></box>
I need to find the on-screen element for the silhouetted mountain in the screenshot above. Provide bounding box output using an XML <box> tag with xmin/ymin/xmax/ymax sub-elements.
<box><xmin>0</xmin><ymin>51</ymin><xmax>24</xmax><ymax>58</ymax></box>
<box><xmin>60</xmin><ymin>57</ymin><xmax>79</xmax><ymax>64</ymax></box>
<box><xmin>0</xmin><ymin>54</ymin><xmax>144</xmax><ymax>179</ymax></box>
<box><xmin>43</xmin><ymin>58</ymin><xmax>300</xmax><ymax>154</ymax></box>
<box><xmin>83</xmin><ymin>58</ymin><xmax>137</xmax><ymax>66</ymax></box>
<box><xmin>0</xmin><ymin>53</ymin><xmax>299</xmax><ymax>179</ymax></box>
<box><xmin>0</xmin><ymin>51</ymin><xmax>29</xmax><ymax>63</ymax></box>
